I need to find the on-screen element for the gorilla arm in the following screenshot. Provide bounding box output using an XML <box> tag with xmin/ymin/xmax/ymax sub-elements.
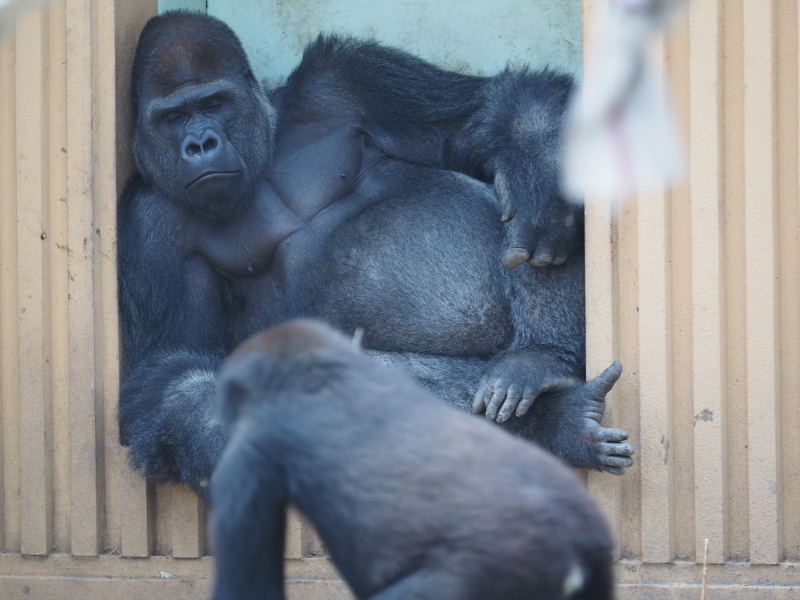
<box><xmin>279</xmin><ymin>35</ymin><xmax>582</xmax><ymax>268</ymax></box>
<box><xmin>117</xmin><ymin>177</ymin><xmax>228</xmax><ymax>501</ymax></box>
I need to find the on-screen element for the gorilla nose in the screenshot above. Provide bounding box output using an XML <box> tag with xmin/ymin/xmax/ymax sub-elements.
<box><xmin>181</xmin><ymin>130</ymin><xmax>222</xmax><ymax>162</ymax></box>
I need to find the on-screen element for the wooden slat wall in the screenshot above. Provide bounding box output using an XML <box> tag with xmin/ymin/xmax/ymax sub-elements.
<box><xmin>0</xmin><ymin>0</ymin><xmax>798</xmax><ymax>598</ymax></box>
<box><xmin>584</xmin><ymin>1</ymin><xmax>800</xmax><ymax>594</ymax></box>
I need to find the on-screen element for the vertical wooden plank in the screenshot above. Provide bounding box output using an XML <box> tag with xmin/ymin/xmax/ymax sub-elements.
<box><xmin>285</xmin><ymin>508</ymin><xmax>303</xmax><ymax>559</ymax></box>
<box><xmin>120</xmin><ymin>466</ymin><xmax>152</xmax><ymax>557</ymax></box>
<box><xmin>66</xmin><ymin>0</ymin><xmax>101</xmax><ymax>557</ymax></box>
<box><xmin>689</xmin><ymin>0</ymin><xmax>728</xmax><ymax>565</ymax></box>
<box><xmin>637</xmin><ymin>184</ymin><xmax>672</xmax><ymax>564</ymax></box>
<box><xmin>171</xmin><ymin>485</ymin><xmax>203</xmax><ymax>558</ymax></box>
<box><xmin>637</xmin><ymin>36</ymin><xmax>673</xmax><ymax>563</ymax></box>
<box><xmin>15</xmin><ymin>6</ymin><xmax>53</xmax><ymax>556</ymax></box>
<box><xmin>664</xmin><ymin>15</ymin><xmax>696</xmax><ymax>561</ymax></box>
<box><xmin>116</xmin><ymin>0</ymin><xmax>158</xmax><ymax>557</ymax></box>
<box><xmin>582</xmin><ymin>0</ymin><xmax>623</xmax><ymax>550</ymax></box>
<box><xmin>781</xmin><ymin>0</ymin><xmax>800</xmax><ymax>562</ymax></box>
<box><xmin>45</xmin><ymin>0</ymin><xmax>72</xmax><ymax>555</ymax></box>
<box><xmin>96</xmin><ymin>0</ymin><xmax>123</xmax><ymax>554</ymax></box>
<box><xmin>743</xmin><ymin>0</ymin><xmax>781</xmax><ymax>566</ymax></box>
<box><xmin>0</xmin><ymin>31</ymin><xmax>21</xmax><ymax>554</ymax></box>
<box><xmin>721</xmin><ymin>0</ymin><xmax>750</xmax><ymax>562</ymax></box>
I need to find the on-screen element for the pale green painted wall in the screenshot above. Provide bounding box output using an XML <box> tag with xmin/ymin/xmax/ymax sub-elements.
<box><xmin>160</xmin><ymin>1</ymin><xmax>581</xmax><ymax>82</ymax></box>
<box><xmin>159</xmin><ymin>0</ymin><xmax>206</xmax><ymax>12</ymax></box>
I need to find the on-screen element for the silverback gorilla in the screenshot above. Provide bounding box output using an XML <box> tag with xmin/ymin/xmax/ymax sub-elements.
<box><xmin>211</xmin><ymin>320</ymin><xmax>616</xmax><ymax>600</ymax></box>
<box><xmin>118</xmin><ymin>12</ymin><xmax>634</xmax><ymax>500</ymax></box>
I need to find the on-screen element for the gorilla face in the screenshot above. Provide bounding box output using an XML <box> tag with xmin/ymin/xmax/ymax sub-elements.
<box><xmin>131</xmin><ymin>13</ymin><xmax>276</xmax><ymax>221</ymax></box>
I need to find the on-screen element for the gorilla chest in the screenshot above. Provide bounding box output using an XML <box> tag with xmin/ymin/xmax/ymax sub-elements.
<box><xmin>267</xmin><ymin>121</ymin><xmax>365</xmax><ymax>220</ymax></box>
<box><xmin>195</xmin><ymin>122</ymin><xmax>374</xmax><ymax>278</ymax></box>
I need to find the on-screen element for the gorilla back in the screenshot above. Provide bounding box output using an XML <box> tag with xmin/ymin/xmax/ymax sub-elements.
<box><xmin>118</xmin><ymin>11</ymin><xmax>633</xmax><ymax>500</ymax></box>
<box><xmin>212</xmin><ymin>320</ymin><xmax>616</xmax><ymax>600</ymax></box>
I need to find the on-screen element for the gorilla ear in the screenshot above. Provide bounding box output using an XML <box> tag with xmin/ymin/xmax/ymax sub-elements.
<box><xmin>217</xmin><ymin>355</ymin><xmax>262</xmax><ymax>427</ymax></box>
<box><xmin>351</xmin><ymin>328</ymin><xmax>364</xmax><ymax>351</ymax></box>
<box><xmin>216</xmin><ymin>376</ymin><xmax>251</xmax><ymax>431</ymax></box>
<box><xmin>224</xmin><ymin>377</ymin><xmax>250</xmax><ymax>406</ymax></box>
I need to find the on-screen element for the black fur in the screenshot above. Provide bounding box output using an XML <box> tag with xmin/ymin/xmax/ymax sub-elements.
<box><xmin>118</xmin><ymin>12</ymin><xmax>634</xmax><ymax>500</ymax></box>
<box><xmin>211</xmin><ymin>320</ymin><xmax>616</xmax><ymax>600</ymax></box>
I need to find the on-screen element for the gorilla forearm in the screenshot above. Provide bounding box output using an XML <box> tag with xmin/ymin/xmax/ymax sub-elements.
<box><xmin>119</xmin><ymin>351</ymin><xmax>226</xmax><ymax>499</ymax></box>
<box><xmin>452</xmin><ymin>69</ymin><xmax>583</xmax><ymax>268</ymax></box>
<box><xmin>281</xmin><ymin>36</ymin><xmax>581</xmax><ymax>266</ymax></box>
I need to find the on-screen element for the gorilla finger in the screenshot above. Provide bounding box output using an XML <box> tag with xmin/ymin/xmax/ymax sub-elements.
<box><xmin>600</xmin><ymin>465</ymin><xmax>626</xmax><ymax>476</ymax></box>
<box><xmin>502</xmin><ymin>248</ymin><xmax>530</xmax><ymax>270</ymax></box>
<box><xmin>587</xmin><ymin>361</ymin><xmax>623</xmax><ymax>396</ymax></box>
<box><xmin>529</xmin><ymin>248</ymin><xmax>554</xmax><ymax>267</ymax></box>
<box><xmin>485</xmin><ymin>388</ymin><xmax>508</xmax><ymax>421</ymax></box>
<box><xmin>601</xmin><ymin>455</ymin><xmax>635</xmax><ymax>469</ymax></box>
<box><xmin>600</xmin><ymin>454</ymin><xmax>633</xmax><ymax>467</ymax></box>
<box><xmin>552</xmin><ymin>253</ymin><xmax>568</xmax><ymax>266</ymax></box>
<box><xmin>481</xmin><ymin>383</ymin><xmax>497</xmax><ymax>415</ymax></box>
<box><xmin>515</xmin><ymin>390</ymin><xmax>539</xmax><ymax>417</ymax></box>
<box><xmin>502</xmin><ymin>219</ymin><xmax>537</xmax><ymax>270</ymax></box>
<box><xmin>496</xmin><ymin>387</ymin><xmax>523</xmax><ymax>423</ymax></box>
<box><xmin>596</xmin><ymin>443</ymin><xmax>635</xmax><ymax>459</ymax></box>
<box><xmin>471</xmin><ymin>379</ymin><xmax>490</xmax><ymax>414</ymax></box>
<box><xmin>598</xmin><ymin>428</ymin><xmax>630</xmax><ymax>445</ymax></box>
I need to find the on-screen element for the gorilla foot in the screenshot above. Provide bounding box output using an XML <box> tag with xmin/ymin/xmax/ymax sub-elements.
<box><xmin>575</xmin><ymin>362</ymin><xmax>634</xmax><ymax>475</ymax></box>
<box><xmin>522</xmin><ymin>361</ymin><xmax>635</xmax><ymax>475</ymax></box>
<box><xmin>583</xmin><ymin>420</ymin><xmax>634</xmax><ymax>476</ymax></box>
<box><xmin>471</xmin><ymin>348</ymin><xmax>580</xmax><ymax>424</ymax></box>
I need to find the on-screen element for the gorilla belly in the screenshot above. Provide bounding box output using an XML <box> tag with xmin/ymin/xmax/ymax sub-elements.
<box><xmin>294</xmin><ymin>165</ymin><xmax>514</xmax><ymax>357</ymax></box>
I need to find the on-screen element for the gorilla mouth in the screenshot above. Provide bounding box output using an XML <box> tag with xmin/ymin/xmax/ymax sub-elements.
<box><xmin>186</xmin><ymin>170</ymin><xmax>242</xmax><ymax>188</ymax></box>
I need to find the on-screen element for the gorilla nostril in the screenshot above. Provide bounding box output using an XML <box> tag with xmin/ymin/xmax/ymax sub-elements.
<box><xmin>186</xmin><ymin>142</ymin><xmax>202</xmax><ymax>157</ymax></box>
<box><xmin>182</xmin><ymin>131</ymin><xmax>221</xmax><ymax>160</ymax></box>
<box><xmin>202</xmin><ymin>137</ymin><xmax>218</xmax><ymax>153</ymax></box>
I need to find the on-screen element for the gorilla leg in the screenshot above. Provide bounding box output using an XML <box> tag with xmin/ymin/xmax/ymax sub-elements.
<box><xmin>210</xmin><ymin>434</ymin><xmax>287</xmax><ymax>600</ymax></box>
<box><xmin>368</xmin><ymin>351</ymin><xmax>633</xmax><ymax>474</ymax></box>
<box><xmin>366</xmin><ymin>570</ymin><xmax>473</xmax><ymax>600</ymax></box>
<box><xmin>503</xmin><ymin>362</ymin><xmax>634</xmax><ymax>475</ymax></box>
<box><xmin>119</xmin><ymin>350</ymin><xmax>226</xmax><ymax>503</ymax></box>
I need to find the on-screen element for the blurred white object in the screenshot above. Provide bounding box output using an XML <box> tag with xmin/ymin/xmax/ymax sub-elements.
<box><xmin>0</xmin><ymin>0</ymin><xmax>47</xmax><ymax>36</ymax></box>
<box><xmin>562</xmin><ymin>0</ymin><xmax>687</xmax><ymax>202</ymax></box>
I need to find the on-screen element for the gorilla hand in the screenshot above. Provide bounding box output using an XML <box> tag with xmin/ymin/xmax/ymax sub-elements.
<box><xmin>500</xmin><ymin>188</ymin><xmax>584</xmax><ymax>270</ymax></box>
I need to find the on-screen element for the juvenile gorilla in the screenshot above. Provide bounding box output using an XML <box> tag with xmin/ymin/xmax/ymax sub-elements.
<box><xmin>212</xmin><ymin>320</ymin><xmax>616</xmax><ymax>600</ymax></box>
<box><xmin>118</xmin><ymin>12</ymin><xmax>634</xmax><ymax>500</ymax></box>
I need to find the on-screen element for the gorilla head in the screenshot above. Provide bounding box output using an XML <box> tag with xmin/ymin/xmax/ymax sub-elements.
<box><xmin>131</xmin><ymin>12</ymin><xmax>276</xmax><ymax>221</ymax></box>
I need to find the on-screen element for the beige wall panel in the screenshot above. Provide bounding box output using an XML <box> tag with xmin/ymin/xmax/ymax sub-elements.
<box><xmin>637</xmin><ymin>178</ymin><xmax>672</xmax><ymax>565</ymax></box>
<box><xmin>119</xmin><ymin>464</ymin><xmax>152</xmax><ymax>557</ymax></box>
<box><xmin>171</xmin><ymin>485</ymin><xmax>204</xmax><ymax>558</ymax></box>
<box><xmin>721</xmin><ymin>0</ymin><xmax>750</xmax><ymax>562</ymax></box>
<box><xmin>743</xmin><ymin>0</ymin><xmax>782</xmax><ymax>566</ymax></box>
<box><xmin>613</xmin><ymin>196</ymin><xmax>643</xmax><ymax>560</ymax></box>
<box><xmin>15</xmin><ymin>7</ymin><xmax>53</xmax><ymax>557</ymax></box>
<box><xmin>636</xmin><ymin>39</ymin><xmax>673</xmax><ymax>564</ymax></box>
<box><xmin>583</xmin><ymin>0</ymin><xmax>624</xmax><ymax>548</ymax></box>
<box><xmin>665</xmin><ymin>20</ymin><xmax>696</xmax><ymax>564</ymax></box>
<box><xmin>95</xmin><ymin>0</ymin><xmax>124</xmax><ymax>557</ymax></box>
<box><xmin>688</xmin><ymin>0</ymin><xmax>727</xmax><ymax>564</ymax></box>
<box><xmin>45</xmin><ymin>0</ymin><xmax>72</xmax><ymax>556</ymax></box>
<box><xmin>778</xmin><ymin>0</ymin><xmax>800</xmax><ymax>562</ymax></box>
<box><xmin>66</xmin><ymin>0</ymin><xmax>101</xmax><ymax>557</ymax></box>
<box><xmin>114</xmin><ymin>0</ymin><xmax>158</xmax><ymax>559</ymax></box>
<box><xmin>0</xmin><ymin>32</ymin><xmax>21</xmax><ymax>554</ymax></box>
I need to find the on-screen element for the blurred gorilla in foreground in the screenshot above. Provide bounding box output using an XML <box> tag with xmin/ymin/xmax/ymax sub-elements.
<box><xmin>211</xmin><ymin>320</ymin><xmax>616</xmax><ymax>600</ymax></box>
<box><xmin>118</xmin><ymin>12</ymin><xmax>633</xmax><ymax>500</ymax></box>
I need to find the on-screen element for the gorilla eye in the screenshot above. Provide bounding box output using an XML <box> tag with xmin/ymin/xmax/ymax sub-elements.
<box><xmin>163</xmin><ymin>111</ymin><xmax>184</xmax><ymax>124</ymax></box>
<box><xmin>204</xmin><ymin>98</ymin><xmax>223</xmax><ymax>111</ymax></box>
